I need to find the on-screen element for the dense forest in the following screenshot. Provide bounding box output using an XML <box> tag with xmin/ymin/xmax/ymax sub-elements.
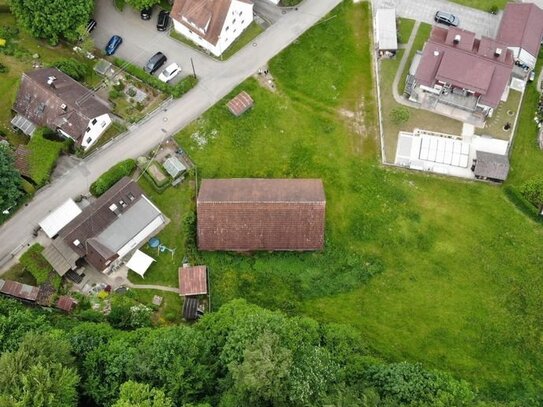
<box><xmin>0</xmin><ymin>296</ymin><xmax>520</xmax><ymax>407</ymax></box>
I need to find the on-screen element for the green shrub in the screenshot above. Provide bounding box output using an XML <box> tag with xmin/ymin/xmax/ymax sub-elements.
<box><xmin>90</xmin><ymin>159</ymin><xmax>136</xmax><ymax>196</ymax></box>
<box><xmin>113</xmin><ymin>81</ymin><xmax>125</xmax><ymax>91</ymax></box>
<box><xmin>51</xmin><ymin>58</ymin><xmax>89</xmax><ymax>82</ymax></box>
<box><xmin>113</xmin><ymin>58</ymin><xmax>198</xmax><ymax>98</ymax></box>
<box><xmin>20</xmin><ymin>179</ymin><xmax>35</xmax><ymax>195</ymax></box>
<box><xmin>504</xmin><ymin>186</ymin><xmax>543</xmax><ymax>223</ymax></box>
<box><xmin>0</xmin><ymin>63</ymin><xmax>7</xmax><ymax>73</ymax></box>
<box><xmin>19</xmin><ymin>244</ymin><xmax>54</xmax><ymax>286</ymax></box>
<box><xmin>519</xmin><ymin>177</ymin><xmax>543</xmax><ymax>209</ymax></box>
<box><xmin>390</xmin><ymin>107</ymin><xmax>410</xmax><ymax>125</ymax></box>
<box><xmin>27</xmin><ymin>128</ymin><xmax>65</xmax><ymax>187</ymax></box>
<box><xmin>109</xmin><ymin>89</ymin><xmax>121</xmax><ymax>99</ymax></box>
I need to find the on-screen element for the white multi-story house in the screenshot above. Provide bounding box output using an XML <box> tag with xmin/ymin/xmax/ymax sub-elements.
<box><xmin>171</xmin><ymin>0</ymin><xmax>254</xmax><ymax>57</ymax></box>
<box><xmin>12</xmin><ymin>67</ymin><xmax>112</xmax><ymax>150</ymax></box>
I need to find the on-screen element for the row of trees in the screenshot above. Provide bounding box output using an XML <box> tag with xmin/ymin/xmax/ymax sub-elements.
<box><xmin>0</xmin><ymin>297</ymin><xmax>495</xmax><ymax>407</ymax></box>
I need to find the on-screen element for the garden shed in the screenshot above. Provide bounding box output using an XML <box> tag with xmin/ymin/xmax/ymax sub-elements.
<box><xmin>178</xmin><ymin>265</ymin><xmax>208</xmax><ymax>296</ymax></box>
<box><xmin>163</xmin><ymin>156</ymin><xmax>186</xmax><ymax>178</ymax></box>
<box><xmin>227</xmin><ymin>91</ymin><xmax>254</xmax><ymax>116</ymax></box>
<box><xmin>473</xmin><ymin>151</ymin><xmax>510</xmax><ymax>182</ymax></box>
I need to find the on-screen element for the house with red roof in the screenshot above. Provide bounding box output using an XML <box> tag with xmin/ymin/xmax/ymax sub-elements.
<box><xmin>497</xmin><ymin>3</ymin><xmax>543</xmax><ymax>69</ymax></box>
<box><xmin>407</xmin><ymin>26</ymin><xmax>514</xmax><ymax>125</ymax></box>
<box><xmin>171</xmin><ymin>0</ymin><xmax>254</xmax><ymax>57</ymax></box>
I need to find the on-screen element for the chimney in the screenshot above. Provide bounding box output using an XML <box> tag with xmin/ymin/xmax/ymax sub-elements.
<box><xmin>47</xmin><ymin>76</ymin><xmax>56</xmax><ymax>87</ymax></box>
<box><xmin>494</xmin><ymin>47</ymin><xmax>502</xmax><ymax>57</ymax></box>
<box><xmin>453</xmin><ymin>34</ymin><xmax>461</xmax><ymax>44</ymax></box>
<box><xmin>60</xmin><ymin>103</ymin><xmax>67</xmax><ymax>111</ymax></box>
<box><xmin>433</xmin><ymin>50</ymin><xmax>440</xmax><ymax>57</ymax></box>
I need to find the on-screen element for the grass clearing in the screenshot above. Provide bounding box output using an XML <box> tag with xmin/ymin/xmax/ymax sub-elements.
<box><xmin>2</xmin><ymin>263</ymin><xmax>36</xmax><ymax>285</ymax></box>
<box><xmin>397</xmin><ymin>18</ymin><xmax>415</xmax><ymax>45</ymax></box>
<box><xmin>482</xmin><ymin>89</ymin><xmax>522</xmax><ymax>140</ymax></box>
<box><xmin>27</xmin><ymin>130</ymin><xmax>68</xmax><ymax>187</ymax></box>
<box><xmin>130</xmin><ymin>289</ymin><xmax>183</xmax><ymax>325</ymax></box>
<box><xmin>398</xmin><ymin>22</ymin><xmax>431</xmax><ymax>96</ymax></box>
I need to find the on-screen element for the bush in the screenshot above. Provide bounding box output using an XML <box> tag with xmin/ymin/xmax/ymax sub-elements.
<box><xmin>113</xmin><ymin>81</ymin><xmax>125</xmax><ymax>91</ymax></box>
<box><xmin>19</xmin><ymin>244</ymin><xmax>54</xmax><ymax>286</ymax></box>
<box><xmin>109</xmin><ymin>89</ymin><xmax>122</xmax><ymax>99</ymax></box>
<box><xmin>519</xmin><ymin>177</ymin><xmax>543</xmax><ymax>209</ymax></box>
<box><xmin>27</xmin><ymin>128</ymin><xmax>65</xmax><ymax>187</ymax></box>
<box><xmin>51</xmin><ymin>58</ymin><xmax>89</xmax><ymax>82</ymax></box>
<box><xmin>89</xmin><ymin>159</ymin><xmax>136</xmax><ymax>196</ymax></box>
<box><xmin>113</xmin><ymin>58</ymin><xmax>198</xmax><ymax>98</ymax></box>
<box><xmin>0</xmin><ymin>63</ymin><xmax>8</xmax><ymax>73</ymax></box>
<box><xmin>390</xmin><ymin>107</ymin><xmax>410</xmax><ymax>125</ymax></box>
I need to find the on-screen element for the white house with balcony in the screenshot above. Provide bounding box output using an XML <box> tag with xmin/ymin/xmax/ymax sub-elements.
<box><xmin>171</xmin><ymin>0</ymin><xmax>254</xmax><ymax>57</ymax></box>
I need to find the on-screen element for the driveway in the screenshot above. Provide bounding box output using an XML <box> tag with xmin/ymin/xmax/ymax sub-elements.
<box><xmin>373</xmin><ymin>0</ymin><xmax>501</xmax><ymax>38</ymax></box>
<box><xmin>92</xmin><ymin>0</ymin><xmax>219</xmax><ymax>81</ymax></box>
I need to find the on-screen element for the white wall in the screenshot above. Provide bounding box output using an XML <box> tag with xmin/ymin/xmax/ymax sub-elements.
<box><xmin>173</xmin><ymin>0</ymin><xmax>254</xmax><ymax>57</ymax></box>
<box><xmin>81</xmin><ymin>113</ymin><xmax>112</xmax><ymax>150</ymax></box>
<box><xmin>518</xmin><ymin>48</ymin><xmax>536</xmax><ymax>69</ymax></box>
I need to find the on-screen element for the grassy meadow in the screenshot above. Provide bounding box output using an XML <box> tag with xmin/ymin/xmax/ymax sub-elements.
<box><xmin>132</xmin><ymin>1</ymin><xmax>543</xmax><ymax>403</ymax></box>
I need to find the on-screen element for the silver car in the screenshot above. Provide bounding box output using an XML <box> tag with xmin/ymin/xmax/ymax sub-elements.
<box><xmin>435</xmin><ymin>11</ymin><xmax>460</xmax><ymax>27</ymax></box>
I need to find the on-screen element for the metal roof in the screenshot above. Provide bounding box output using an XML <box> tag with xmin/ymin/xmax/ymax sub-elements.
<box><xmin>11</xmin><ymin>114</ymin><xmax>37</xmax><ymax>136</ymax></box>
<box><xmin>179</xmin><ymin>265</ymin><xmax>208</xmax><ymax>296</ymax></box>
<box><xmin>376</xmin><ymin>9</ymin><xmax>398</xmax><ymax>51</ymax></box>
<box><xmin>39</xmin><ymin>199</ymin><xmax>82</xmax><ymax>238</ymax></box>
<box><xmin>227</xmin><ymin>91</ymin><xmax>254</xmax><ymax>116</ymax></box>
<box><xmin>474</xmin><ymin>151</ymin><xmax>510</xmax><ymax>181</ymax></box>
<box><xmin>163</xmin><ymin>156</ymin><xmax>186</xmax><ymax>178</ymax></box>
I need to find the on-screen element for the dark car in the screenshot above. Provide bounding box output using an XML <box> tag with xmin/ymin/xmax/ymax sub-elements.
<box><xmin>86</xmin><ymin>19</ymin><xmax>97</xmax><ymax>33</ymax></box>
<box><xmin>434</xmin><ymin>11</ymin><xmax>459</xmax><ymax>27</ymax></box>
<box><xmin>157</xmin><ymin>10</ymin><xmax>170</xmax><ymax>31</ymax></box>
<box><xmin>105</xmin><ymin>35</ymin><xmax>123</xmax><ymax>56</ymax></box>
<box><xmin>144</xmin><ymin>52</ymin><xmax>167</xmax><ymax>74</ymax></box>
<box><xmin>141</xmin><ymin>7</ymin><xmax>153</xmax><ymax>20</ymax></box>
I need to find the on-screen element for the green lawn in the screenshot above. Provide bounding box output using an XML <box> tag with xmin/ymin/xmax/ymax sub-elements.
<box><xmin>482</xmin><ymin>89</ymin><xmax>522</xmax><ymax>140</ymax></box>
<box><xmin>450</xmin><ymin>0</ymin><xmax>507</xmax><ymax>12</ymax></box>
<box><xmin>397</xmin><ymin>18</ymin><xmax>415</xmax><ymax>45</ymax></box>
<box><xmin>398</xmin><ymin>22</ymin><xmax>431</xmax><ymax>95</ymax></box>
<box><xmin>127</xmin><ymin>1</ymin><xmax>543</xmax><ymax>403</ymax></box>
<box><xmin>129</xmin><ymin>289</ymin><xmax>184</xmax><ymax>325</ymax></box>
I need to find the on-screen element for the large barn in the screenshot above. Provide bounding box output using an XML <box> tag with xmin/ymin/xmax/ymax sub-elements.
<box><xmin>197</xmin><ymin>178</ymin><xmax>326</xmax><ymax>251</ymax></box>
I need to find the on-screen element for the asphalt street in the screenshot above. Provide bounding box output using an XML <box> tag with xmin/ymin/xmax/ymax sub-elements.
<box><xmin>0</xmin><ymin>0</ymin><xmax>344</xmax><ymax>269</ymax></box>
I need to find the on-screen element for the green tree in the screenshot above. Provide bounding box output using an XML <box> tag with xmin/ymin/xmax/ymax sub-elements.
<box><xmin>107</xmin><ymin>295</ymin><xmax>152</xmax><ymax>330</ymax></box>
<box><xmin>51</xmin><ymin>58</ymin><xmax>89</xmax><ymax>81</ymax></box>
<box><xmin>0</xmin><ymin>332</ymin><xmax>79</xmax><ymax>407</ymax></box>
<box><xmin>364</xmin><ymin>361</ymin><xmax>476</xmax><ymax>406</ymax></box>
<box><xmin>0</xmin><ymin>144</ymin><xmax>23</xmax><ymax>213</ymax></box>
<box><xmin>125</xmin><ymin>0</ymin><xmax>161</xmax><ymax>11</ymax></box>
<box><xmin>113</xmin><ymin>381</ymin><xmax>173</xmax><ymax>407</ymax></box>
<box><xmin>9</xmin><ymin>0</ymin><xmax>93</xmax><ymax>45</ymax></box>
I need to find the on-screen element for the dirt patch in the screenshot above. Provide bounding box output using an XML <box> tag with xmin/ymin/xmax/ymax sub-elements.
<box><xmin>147</xmin><ymin>162</ymin><xmax>167</xmax><ymax>184</ymax></box>
<box><xmin>338</xmin><ymin>96</ymin><xmax>368</xmax><ymax>151</ymax></box>
<box><xmin>254</xmin><ymin>66</ymin><xmax>277</xmax><ymax>92</ymax></box>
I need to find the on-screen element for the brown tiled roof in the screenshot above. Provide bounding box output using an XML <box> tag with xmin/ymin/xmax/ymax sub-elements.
<box><xmin>56</xmin><ymin>295</ymin><xmax>77</xmax><ymax>312</ymax></box>
<box><xmin>497</xmin><ymin>3</ymin><xmax>543</xmax><ymax>58</ymax></box>
<box><xmin>415</xmin><ymin>26</ymin><xmax>513</xmax><ymax>108</ymax></box>
<box><xmin>197</xmin><ymin>179</ymin><xmax>326</xmax><ymax>251</ymax></box>
<box><xmin>171</xmin><ymin>0</ymin><xmax>252</xmax><ymax>46</ymax></box>
<box><xmin>14</xmin><ymin>145</ymin><xmax>31</xmax><ymax>178</ymax></box>
<box><xmin>179</xmin><ymin>265</ymin><xmax>208</xmax><ymax>296</ymax></box>
<box><xmin>58</xmin><ymin>177</ymin><xmax>143</xmax><ymax>269</ymax></box>
<box><xmin>0</xmin><ymin>279</ymin><xmax>39</xmax><ymax>302</ymax></box>
<box><xmin>12</xmin><ymin>68</ymin><xmax>110</xmax><ymax>145</ymax></box>
<box><xmin>227</xmin><ymin>91</ymin><xmax>254</xmax><ymax>116</ymax></box>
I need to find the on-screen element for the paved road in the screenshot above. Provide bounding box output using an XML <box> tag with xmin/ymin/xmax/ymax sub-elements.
<box><xmin>373</xmin><ymin>0</ymin><xmax>501</xmax><ymax>38</ymax></box>
<box><xmin>0</xmin><ymin>0</ymin><xmax>343</xmax><ymax>270</ymax></box>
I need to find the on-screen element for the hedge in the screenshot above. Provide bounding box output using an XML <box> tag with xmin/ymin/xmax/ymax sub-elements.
<box><xmin>19</xmin><ymin>244</ymin><xmax>55</xmax><ymax>286</ymax></box>
<box><xmin>90</xmin><ymin>159</ymin><xmax>136</xmax><ymax>197</ymax></box>
<box><xmin>504</xmin><ymin>186</ymin><xmax>543</xmax><ymax>224</ymax></box>
<box><xmin>27</xmin><ymin>129</ymin><xmax>66</xmax><ymax>187</ymax></box>
<box><xmin>113</xmin><ymin>58</ymin><xmax>198</xmax><ymax>98</ymax></box>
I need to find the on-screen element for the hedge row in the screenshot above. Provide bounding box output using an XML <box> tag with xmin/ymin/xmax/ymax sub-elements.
<box><xmin>19</xmin><ymin>244</ymin><xmax>54</xmax><ymax>286</ymax></box>
<box><xmin>27</xmin><ymin>129</ymin><xmax>67</xmax><ymax>187</ymax></box>
<box><xmin>113</xmin><ymin>58</ymin><xmax>198</xmax><ymax>98</ymax></box>
<box><xmin>503</xmin><ymin>186</ymin><xmax>543</xmax><ymax>224</ymax></box>
<box><xmin>90</xmin><ymin>159</ymin><xmax>136</xmax><ymax>197</ymax></box>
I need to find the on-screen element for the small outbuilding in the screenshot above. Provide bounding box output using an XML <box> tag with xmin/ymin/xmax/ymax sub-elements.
<box><xmin>163</xmin><ymin>156</ymin><xmax>187</xmax><ymax>179</ymax></box>
<box><xmin>227</xmin><ymin>91</ymin><xmax>254</xmax><ymax>117</ymax></box>
<box><xmin>0</xmin><ymin>279</ymin><xmax>40</xmax><ymax>302</ymax></box>
<box><xmin>473</xmin><ymin>151</ymin><xmax>510</xmax><ymax>182</ymax></box>
<box><xmin>376</xmin><ymin>9</ymin><xmax>398</xmax><ymax>54</ymax></box>
<box><xmin>183</xmin><ymin>296</ymin><xmax>202</xmax><ymax>321</ymax></box>
<box><xmin>179</xmin><ymin>265</ymin><xmax>208</xmax><ymax>296</ymax></box>
<box><xmin>39</xmin><ymin>199</ymin><xmax>83</xmax><ymax>239</ymax></box>
<box><xmin>56</xmin><ymin>295</ymin><xmax>78</xmax><ymax>312</ymax></box>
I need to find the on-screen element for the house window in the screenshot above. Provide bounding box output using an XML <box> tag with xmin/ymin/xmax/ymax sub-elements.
<box><xmin>91</xmin><ymin>118</ymin><xmax>97</xmax><ymax>125</ymax></box>
<box><xmin>239</xmin><ymin>11</ymin><xmax>243</xmax><ymax>16</ymax></box>
<box><xmin>241</xmin><ymin>20</ymin><xmax>245</xmax><ymax>24</ymax></box>
<box><xmin>101</xmin><ymin>121</ymin><xmax>106</xmax><ymax>128</ymax></box>
<box><xmin>225</xmin><ymin>26</ymin><xmax>229</xmax><ymax>31</ymax></box>
<box><xmin>234</xmin><ymin>29</ymin><xmax>237</xmax><ymax>33</ymax></box>
<box><xmin>198</xmin><ymin>36</ymin><xmax>202</xmax><ymax>40</ymax></box>
<box><xmin>232</xmin><ymin>18</ymin><xmax>236</xmax><ymax>24</ymax></box>
<box><xmin>86</xmin><ymin>127</ymin><xmax>91</xmax><ymax>133</ymax></box>
<box><xmin>86</xmin><ymin>137</ymin><xmax>92</xmax><ymax>143</ymax></box>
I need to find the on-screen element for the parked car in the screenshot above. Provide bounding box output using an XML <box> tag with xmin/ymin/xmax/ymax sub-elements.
<box><xmin>144</xmin><ymin>52</ymin><xmax>167</xmax><ymax>74</ymax></box>
<box><xmin>529</xmin><ymin>70</ymin><xmax>536</xmax><ymax>82</ymax></box>
<box><xmin>141</xmin><ymin>7</ymin><xmax>153</xmax><ymax>20</ymax></box>
<box><xmin>105</xmin><ymin>35</ymin><xmax>123</xmax><ymax>56</ymax></box>
<box><xmin>86</xmin><ymin>19</ymin><xmax>97</xmax><ymax>33</ymax></box>
<box><xmin>434</xmin><ymin>11</ymin><xmax>459</xmax><ymax>27</ymax></box>
<box><xmin>157</xmin><ymin>10</ymin><xmax>170</xmax><ymax>31</ymax></box>
<box><xmin>158</xmin><ymin>63</ymin><xmax>181</xmax><ymax>83</ymax></box>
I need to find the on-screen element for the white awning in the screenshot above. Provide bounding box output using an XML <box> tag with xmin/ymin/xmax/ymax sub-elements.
<box><xmin>39</xmin><ymin>199</ymin><xmax>82</xmax><ymax>238</ymax></box>
<box><xmin>126</xmin><ymin>250</ymin><xmax>155</xmax><ymax>277</ymax></box>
